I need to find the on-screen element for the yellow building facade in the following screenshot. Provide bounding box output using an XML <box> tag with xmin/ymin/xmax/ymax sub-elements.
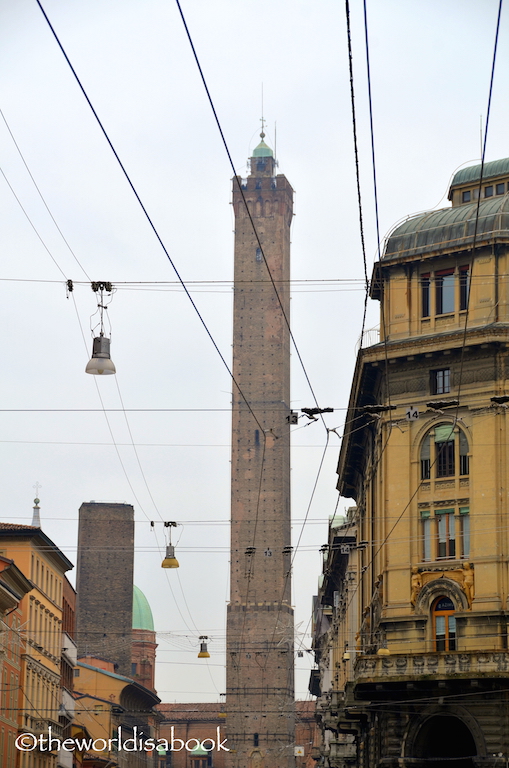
<box><xmin>314</xmin><ymin>159</ymin><xmax>509</xmax><ymax>768</ymax></box>
<box><xmin>0</xmin><ymin>522</ymin><xmax>73</xmax><ymax>768</ymax></box>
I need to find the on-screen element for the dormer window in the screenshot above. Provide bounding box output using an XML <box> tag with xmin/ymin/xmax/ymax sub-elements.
<box><xmin>462</xmin><ymin>190</ymin><xmax>471</xmax><ymax>203</ymax></box>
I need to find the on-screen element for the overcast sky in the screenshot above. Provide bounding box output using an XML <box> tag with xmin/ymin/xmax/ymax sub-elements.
<box><xmin>0</xmin><ymin>0</ymin><xmax>508</xmax><ymax>703</ymax></box>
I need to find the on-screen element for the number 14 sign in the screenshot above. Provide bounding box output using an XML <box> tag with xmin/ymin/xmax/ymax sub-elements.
<box><xmin>405</xmin><ymin>405</ymin><xmax>419</xmax><ymax>421</ymax></box>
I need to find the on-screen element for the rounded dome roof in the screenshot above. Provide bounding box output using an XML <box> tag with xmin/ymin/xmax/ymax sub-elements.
<box><xmin>252</xmin><ymin>135</ymin><xmax>273</xmax><ymax>158</ymax></box>
<box><xmin>133</xmin><ymin>585</ymin><xmax>154</xmax><ymax>631</ymax></box>
<box><xmin>451</xmin><ymin>157</ymin><xmax>509</xmax><ymax>187</ymax></box>
<box><xmin>383</xmin><ymin>193</ymin><xmax>509</xmax><ymax>261</ymax></box>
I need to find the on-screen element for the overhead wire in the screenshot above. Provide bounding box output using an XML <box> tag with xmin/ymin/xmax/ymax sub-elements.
<box><xmin>334</xmin><ymin>0</ymin><xmax>505</xmax><ymax>654</ymax></box>
<box><xmin>21</xmin><ymin>0</ymin><xmax>348</xmax><ymax>704</ymax></box>
<box><xmin>168</xmin><ymin>0</ymin><xmax>342</xmax><ymax>712</ymax></box>
<box><xmin>0</xmin><ymin>66</ymin><xmax>227</xmax><ymax>653</ymax></box>
<box><xmin>0</xmin><ymin>107</ymin><xmax>91</xmax><ymax>281</ymax></box>
<box><xmin>173</xmin><ymin>0</ymin><xmax>328</xmax><ymax>425</ymax></box>
<box><xmin>345</xmin><ymin>0</ymin><xmax>370</xmax><ymax>339</ymax></box>
<box><xmin>0</xmin><ymin>166</ymin><xmax>67</xmax><ymax>280</ymax></box>
<box><xmin>0</xmin><ymin>114</ymin><xmax>199</xmax><ymax>631</ymax></box>
<box><xmin>34</xmin><ymin>0</ymin><xmax>268</xmax><ymax>442</ymax></box>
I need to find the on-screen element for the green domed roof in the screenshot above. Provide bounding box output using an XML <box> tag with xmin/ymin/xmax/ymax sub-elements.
<box><xmin>383</xmin><ymin>193</ymin><xmax>509</xmax><ymax>261</ymax></box>
<box><xmin>451</xmin><ymin>157</ymin><xmax>509</xmax><ymax>187</ymax></box>
<box><xmin>252</xmin><ymin>134</ymin><xmax>273</xmax><ymax>158</ymax></box>
<box><xmin>133</xmin><ymin>585</ymin><xmax>154</xmax><ymax>631</ymax></box>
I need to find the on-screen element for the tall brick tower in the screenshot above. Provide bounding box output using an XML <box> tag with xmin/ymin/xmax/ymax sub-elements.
<box><xmin>75</xmin><ymin>502</ymin><xmax>134</xmax><ymax>677</ymax></box>
<box><xmin>226</xmin><ymin>133</ymin><xmax>295</xmax><ymax>768</ymax></box>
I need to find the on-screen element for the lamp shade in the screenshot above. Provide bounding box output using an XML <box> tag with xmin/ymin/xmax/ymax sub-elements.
<box><xmin>198</xmin><ymin>638</ymin><xmax>210</xmax><ymax>658</ymax></box>
<box><xmin>85</xmin><ymin>336</ymin><xmax>116</xmax><ymax>375</ymax></box>
<box><xmin>161</xmin><ymin>544</ymin><xmax>179</xmax><ymax>569</ymax></box>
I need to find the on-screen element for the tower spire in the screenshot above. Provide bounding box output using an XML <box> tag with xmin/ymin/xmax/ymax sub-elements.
<box><xmin>32</xmin><ymin>481</ymin><xmax>42</xmax><ymax>527</ymax></box>
<box><xmin>32</xmin><ymin>497</ymin><xmax>41</xmax><ymax>528</ymax></box>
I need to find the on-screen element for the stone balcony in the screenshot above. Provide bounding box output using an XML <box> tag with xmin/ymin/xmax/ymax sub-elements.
<box><xmin>28</xmin><ymin>717</ymin><xmax>63</xmax><ymax>738</ymax></box>
<box><xmin>355</xmin><ymin>649</ymin><xmax>509</xmax><ymax>682</ymax></box>
<box><xmin>329</xmin><ymin>741</ymin><xmax>356</xmax><ymax>759</ymax></box>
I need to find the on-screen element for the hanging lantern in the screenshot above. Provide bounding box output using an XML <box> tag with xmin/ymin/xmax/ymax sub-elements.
<box><xmin>161</xmin><ymin>544</ymin><xmax>179</xmax><ymax>569</ymax></box>
<box><xmin>198</xmin><ymin>636</ymin><xmax>210</xmax><ymax>658</ymax></box>
<box><xmin>85</xmin><ymin>281</ymin><xmax>116</xmax><ymax>375</ymax></box>
<box><xmin>85</xmin><ymin>334</ymin><xmax>116</xmax><ymax>375</ymax></box>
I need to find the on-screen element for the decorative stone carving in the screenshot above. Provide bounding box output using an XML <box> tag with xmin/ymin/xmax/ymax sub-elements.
<box><xmin>410</xmin><ymin>567</ymin><xmax>422</xmax><ymax>606</ymax></box>
<box><xmin>412</xmin><ymin>565</ymin><xmax>474</xmax><ymax>612</ymax></box>
<box><xmin>461</xmin><ymin>562</ymin><xmax>474</xmax><ymax>607</ymax></box>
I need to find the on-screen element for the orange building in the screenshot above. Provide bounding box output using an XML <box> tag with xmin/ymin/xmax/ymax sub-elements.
<box><xmin>74</xmin><ymin>657</ymin><xmax>161</xmax><ymax>767</ymax></box>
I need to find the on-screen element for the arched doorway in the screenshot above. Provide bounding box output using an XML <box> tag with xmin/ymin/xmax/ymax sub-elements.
<box><xmin>412</xmin><ymin>714</ymin><xmax>477</xmax><ymax>768</ymax></box>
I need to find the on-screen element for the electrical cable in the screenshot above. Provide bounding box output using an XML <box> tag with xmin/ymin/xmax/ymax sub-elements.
<box><xmin>173</xmin><ymin>0</ymin><xmax>328</xmax><ymax>425</ymax></box>
<box><xmin>0</xmin><ymin>119</ymin><xmax>206</xmax><ymax>639</ymax></box>
<box><xmin>35</xmin><ymin>0</ymin><xmax>269</xmax><ymax>441</ymax></box>
<box><xmin>253</xmin><ymin>432</ymin><xmax>332</xmax><ymax>729</ymax></box>
<box><xmin>0</xmin><ymin>165</ymin><xmax>67</xmax><ymax>279</ymax></box>
<box><xmin>0</xmin><ymin>107</ymin><xmax>91</xmax><ymax>281</ymax></box>
<box><xmin>0</xmin><ymin>102</ymin><xmax>222</xmax><ymax>646</ymax></box>
<box><xmin>345</xmin><ymin>0</ymin><xmax>370</xmax><ymax>340</ymax></box>
<box><xmin>317</xmin><ymin>0</ymin><xmax>506</xmax><ymax>723</ymax></box>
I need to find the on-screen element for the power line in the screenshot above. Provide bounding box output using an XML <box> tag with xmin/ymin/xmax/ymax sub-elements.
<box><xmin>345</xmin><ymin>0</ymin><xmax>370</xmax><ymax>338</ymax></box>
<box><xmin>173</xmin><ymin>0</ymin><xmax>329</xmax><ymax>423</ymax></box>
<box><xmin>337</xmin><ymin>0</ymin><xmax>505</xmax><ymax>643</ymax></box>
<box><xmin>0</xmin><ymin>107</ymin><xmax>91</xmax><ymax>281</ymax></box>
<box><xmin>35</xmin><ymin>0</ymin><xmax>270</xmax><ymax>443</ymax></box>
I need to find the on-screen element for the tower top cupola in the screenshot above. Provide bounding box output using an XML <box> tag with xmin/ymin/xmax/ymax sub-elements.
<box><xmin>252</xmin><ymin>131</ymin><xmax>274</xmax><ymax>158</ymax></box>
<box><xmin>249</xmin><ymin>130</ymin><xmax>275</xmax><ymax>177</ymax></box>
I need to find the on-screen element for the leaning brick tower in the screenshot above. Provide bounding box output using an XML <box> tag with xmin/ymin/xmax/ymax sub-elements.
<box><xmin>75</xmin><ymin>502</ymin><xmax>134</xmax><ymax>677</ymax></box>
<box><xmin>226</xmin><ymin>132</ymin><xmax>295</xmax><ymax>768</ymax></box>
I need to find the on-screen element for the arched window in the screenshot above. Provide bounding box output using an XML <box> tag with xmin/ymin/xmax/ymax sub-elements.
<box><xmin>420</xmin><ymin>424</ymin><xmax>469</xmax><ymax>480</ymax></box>
<box><xmin>432</xmin><ymin>596</ymin><xmax>456</xmax><ymax>651</ymax></box>
<box><xmin>419</xmin><ymin>424</ymin><xmax>470</xmax><ymax>562</ymax></box>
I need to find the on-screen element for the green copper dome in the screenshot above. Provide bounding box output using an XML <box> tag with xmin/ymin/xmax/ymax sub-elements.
<box><xmin>252</xmin><ymin>134</ymin><xmax>273</xmax><ymax>158</ymax></box>
<box><xmin>133</xmin><ymin>585</ymin><xmax>154</xmax><ymax>631</ymax></box>
<box><xmin>451</xmin><ymin>157</ymin><xmax>509</xmax><ymax>187</ymax></box>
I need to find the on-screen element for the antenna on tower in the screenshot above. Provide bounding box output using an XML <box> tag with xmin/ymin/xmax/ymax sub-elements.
<box><xmin>261</xmin><ymin>82</ymin><xmax>264</xmax><ymax>137</ymax></box>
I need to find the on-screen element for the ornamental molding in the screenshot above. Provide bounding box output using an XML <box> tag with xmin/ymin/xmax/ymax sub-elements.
<box><xmin>411</xmin><ymin>566</ymin><xmax>473</xmax><ymax>611</ymax></box>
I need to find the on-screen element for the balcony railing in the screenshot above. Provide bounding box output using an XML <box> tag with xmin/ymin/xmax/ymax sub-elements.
<box><xmin>356</xmin><ymin>326</ymin><xmax>380</xmax><ymax>352</ymax></box>
<box><xmin>355</xmin><ymin>649</ymin><xmax>509</xmax><ymax>681</ymax></box>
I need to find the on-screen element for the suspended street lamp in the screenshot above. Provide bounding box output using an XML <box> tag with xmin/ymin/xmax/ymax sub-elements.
<box><xmin>85</xmin><ymin>281</ymin><xmax>116</xmax><ymax>375</ymax></box>
<box><xmin>161</xmin><ymin>544</ymin><xmax>179</xmax><ymax>569</ymax></box>
<box><xmin>161</xmin><ymin>521</ymin><xmax>180</xmax><ymax>568</ymax></box>
<box><xmin>198</xmin><ymin>636</ymin><xmax>210</xmax><ymax>658</ymax></box>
